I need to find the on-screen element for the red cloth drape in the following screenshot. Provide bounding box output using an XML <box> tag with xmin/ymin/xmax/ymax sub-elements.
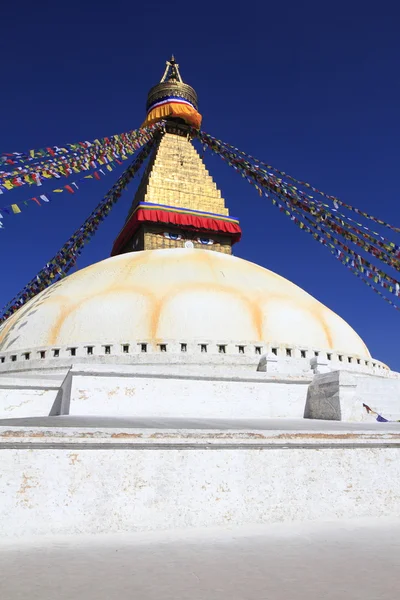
<box><xmin>111</xmin><ymin>206</ymin><xmax>242</xmax><ymax>255</ymax></box>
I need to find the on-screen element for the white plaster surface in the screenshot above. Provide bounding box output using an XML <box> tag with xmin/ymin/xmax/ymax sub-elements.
<box><xmin>2</xmin><ymin>415</ymin><xmax>400</xmax><ymax>429</ymax></box>
<box><xmin>353</xmin><ymin>373</ymin><xmax>400</xmax><ymax>420</ymax></box>
<box><xmin>1</xmin><ymin>424</ymin><xmax>400</xmax><ymax>538</ymax></box>
<box><xmin>305</xmin><ymin>370</ymin><xmax>400</xmax><ymax>421</ymax></box>
<box><xmin>1</xmin><ymin>519</ymin><xmax>399</xmax><ymax>600</ymax></box>
<box><xmin>2</xmin><ymin>361</ymin><xmax>398</xmax><ymax>423</ymax></box>
<box><xmin>0</xmin><ymin>377</ymin><xmax>59</xmax><ymax>418</ymax></box>
<box><xmin>65</xmin><ymin>365</ymin><xmax>309</xmax><ymax>419</ymax></box>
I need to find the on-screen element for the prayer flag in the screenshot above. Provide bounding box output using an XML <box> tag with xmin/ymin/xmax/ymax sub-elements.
<box><xmin>377</xmin><ymin>414</ymin><xmax>389</xmax><ymax>423</ymax></box>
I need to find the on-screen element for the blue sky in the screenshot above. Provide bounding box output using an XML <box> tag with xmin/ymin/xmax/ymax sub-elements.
<box><xmin>1</xmin><ymin>1</ymin><xmax>399</xmax><ymax>368</ymax></box>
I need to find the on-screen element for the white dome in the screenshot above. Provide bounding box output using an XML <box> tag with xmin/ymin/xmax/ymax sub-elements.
<box><xmin>0</xmin><ymin>249</ymin><xmax>370</xmax><ymax>359</ymax></box>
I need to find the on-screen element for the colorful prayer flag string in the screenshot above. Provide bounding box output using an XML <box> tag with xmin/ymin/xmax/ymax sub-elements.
<box><xmin>0</xmin><ymin>125</ymin><xmax>161</xmax><ymax>167</ymax></box>
<box><xmin>0</xmin><ymin>126</ymin><xmax>160</xmax><ymax>195</ymax></box>
<box><xmin>0</xmin><ymin>137</ymin><xmax>156</xmax><ymax>323</ymax></box>
<box><xmin>200</xmin><ymin>131</ymin><xmax>400</xmax><ymax>235</ymax></box>
<box><xmin>363</xmin><ymin>403</ymin><xmax>400</xmax><ymax>422</ymax></box>
<box><xmin>196</xmin><ymin>129</ymin><xmax>400</xmax><ymax>310</ymax></box>
<box><xmin>0</xmin><ymin>128</ymin><xmax>160</xmax><ymax>225</ymax></box>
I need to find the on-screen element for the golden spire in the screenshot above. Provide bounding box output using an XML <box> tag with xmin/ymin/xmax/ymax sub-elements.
<box><xmin>112</xmin><ymin>58</ymin><xmax>241</xmax><ymax>256</ymax></box>
<box><xmin>111</xmin><ymin>132</ymin><xmax>240</xmax><ymax>256</ymax></box>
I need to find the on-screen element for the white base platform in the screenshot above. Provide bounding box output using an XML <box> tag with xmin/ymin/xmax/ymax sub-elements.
<box><xmin>1</xmin><ymin>361</ymin><xmax>399</xmax><ymax>421</ymax></box>
<box><xmin>1</xmin><ymin>417</ymin><xmax>399</xmax><ymax>538</ymax></box>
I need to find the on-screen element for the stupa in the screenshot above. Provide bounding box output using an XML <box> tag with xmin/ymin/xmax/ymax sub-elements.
<box><xmin>0</xmin><ymin>57</ymin><xmax>399</xmax><ymax>540</ymax></box>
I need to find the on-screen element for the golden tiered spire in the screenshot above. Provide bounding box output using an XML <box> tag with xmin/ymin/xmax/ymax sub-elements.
<box><xmin>111</xmin><ymin>59</ymin><xmax>241</xmax><ymax>256</ymax></box>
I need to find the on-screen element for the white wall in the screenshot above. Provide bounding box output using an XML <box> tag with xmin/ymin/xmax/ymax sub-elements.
<box><xmin>353</xmin><ymin>375</ymin><xmax>400</xmax><ymax>420</ymax></box>
<box><xmin>1</xmin><ymin>426</ymin><xmax>400</xmax><ymax>538</ymax></box>
<box><xmin>304</xmin><ymin>371</ymin><xmax>400</xmax><ymax>421</ymax></box>
<box><xmin>0</xmin><ymin>378</ymin><xmax>59</xmax><ymax>418</ymax></box>
<box><xmin>67</xmin><ymin>369</ymin><xmax>309</xmax><ymax>419</ymax></box>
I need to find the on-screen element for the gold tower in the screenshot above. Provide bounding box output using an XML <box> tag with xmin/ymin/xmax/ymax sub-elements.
<box><xmin>111</xmin><ymin>57</ymin><xmax>241</xmax><ymax>256</ymax></box>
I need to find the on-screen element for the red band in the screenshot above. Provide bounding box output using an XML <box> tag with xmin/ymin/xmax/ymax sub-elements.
<box><xmin>111</xmin><ymin>207</ymin><xmax>241</xmax><ymax>255</ymax></box>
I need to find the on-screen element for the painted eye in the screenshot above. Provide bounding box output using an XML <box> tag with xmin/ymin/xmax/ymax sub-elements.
<box><xmin>164</xmin><ymin>232</ymin><xmax>182</xmax><ymax>241</ymax></box>
<box><xmin>197</xmin><ymin>237</ymin><xmax>214</xmax><ymax>245</ymax></box>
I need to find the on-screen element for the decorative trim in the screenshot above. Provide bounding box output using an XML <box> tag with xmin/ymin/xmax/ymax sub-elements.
<box><xmin>0</xmin><ymin>339</ymin><xmax>389</xmax><ymax>375</ymax></box>
<box><xmin>147</xmin><ymin>96</ymin><xmax>195</xmax><ymax>113</ymax></box>
<box><xmin>146</xmin><ymin>82</ymin><xmax>198</xmax><ymax>111</ymax></box>
<box><xmin>111</xmin><ymin>202</ymin><xmax>242</xmax><ymax>255</ymax></box>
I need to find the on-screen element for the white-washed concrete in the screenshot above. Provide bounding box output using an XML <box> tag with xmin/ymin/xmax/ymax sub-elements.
<box><xmin>0</xmin><ymin>250</ymin><xmax>397</xmax><ymax>544</ymax></box>
<box><xmin>0</xmin><ymin>377</ymin><xmax>60</xmax><ymax>418</ymax></box>
<box><xmin>1</xmin><ymin>520</ymin><xmax>399</xmax><ymax>600</ymax></box>
<box><xmin>50</xmin><ymin>364</ymin><xmax>310</xmax><ymax>419</ymax></box>
<box><xmin>353</xmin><ymin>372</ymin><xmax>400</xmax><ymax>420</ymax></box>
<box><xmin>1</xmin><ymin>423</ymin><xmax>399</xmax><ymax>538</ymax></box>
<box><xmin>2</xmin><ymin>415</ymin><xmax>400</xmax><ymax>429</ymax></box>
<box><xmin>2</xmin><ymin>360</ymin><xmax>398</xmax><ymax>422</ymax></box>
<box><xmin>0</xmin><ymin>387</ymin><xmax>57</xmax><ymax>418</ymax></box>
<box><xmin>305</xmin><ymin>370</ymin><xmax>400</xmax><ymax>421</ymax></box>
<box><xmin>2</xmin><ymin>356</ymin><xmax>398</xmax><ymax>422</ymax></box>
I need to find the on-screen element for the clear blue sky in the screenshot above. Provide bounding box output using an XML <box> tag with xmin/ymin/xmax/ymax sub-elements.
<box><xmin>1</xmin><ymin>1</ymin><xmax>399</xmax><ymax>368</ymax></box>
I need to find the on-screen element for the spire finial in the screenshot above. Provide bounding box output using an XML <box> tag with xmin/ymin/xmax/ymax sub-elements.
<box><xmin>143</xmin><ymin>57</ymin><xmax>201</xmax><ymax>130</ymax></box>
<box><xmin>160</xmin><ymin>55</ymin><xmax>183</xmax><ymax>83</ymax></box>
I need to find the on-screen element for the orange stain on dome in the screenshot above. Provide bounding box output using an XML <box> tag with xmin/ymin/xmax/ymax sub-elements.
<box><xmin>0</xmin><ymin>250</ymin><xmax>371</xmax><ymax>359</ymax></box>
<box><xmin>150</xmin><ymin>281</ymin><xmax>265</xmax><ymax>342</ymax></box>
<box><xmin>47</xmin><ymin>284</ymin><xmax>157</xmax><ymax>346</ymax></box>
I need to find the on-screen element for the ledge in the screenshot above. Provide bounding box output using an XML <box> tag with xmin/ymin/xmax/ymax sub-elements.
<box><xmin>1</xmin><ymin>418</ymin><xmax>399</xmax><ymax>449</ymax></box>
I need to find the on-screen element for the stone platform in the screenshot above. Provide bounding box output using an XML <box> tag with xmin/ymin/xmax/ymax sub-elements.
<box><xmin>1</xmin><ymin>416</ymin><xmax>399</xmax><ymax>538</ymax></box>
<box><xmin>2</xmin><ymin>359</ymin><xmax>399</xmax><ymax>422</ymax></box>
